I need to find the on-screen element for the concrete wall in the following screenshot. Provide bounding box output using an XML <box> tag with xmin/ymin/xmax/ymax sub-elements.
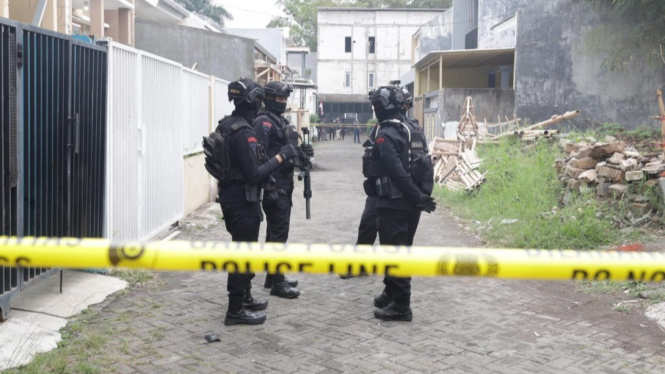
<box><xmin>135</xmin><ymin>18</ymin><xmax>254</xmax><ymax>82</ymax></box>
<box><xmin>515</xmin><ymin>0</ymin><xmax>665</xmax><ymax>128</ymax></box>
<box><xmin>451</xmin><ymin>0</ymin><xmax>475</xmax><ymax>49</ymax></box>
<box><xmin>417</xmin><ymin>10</ymin><xmax>453</xmax><ymax>60</ymax></box>
<box><xmin>477</xmin><ymin>0</ymin><xmax>530</xmax><ymax>49</ymax></box>
<box><xmin>225</xmin><ymin>28</ymin><xmax>285</xmax><ymax>64</ymax></box>
<box><xmin>183</xmin><ymin>154</ymin><xmax>209</xmax><ymax>216</ymax></box>
<box><xmin>424</xmin><ymin>88</ymin><xmax>514</xmax><ymax>139</ymax></box>
<box><xmin>439</xmin><ymin>88</ymin><xmax>515</xmax><ymax>123</ymax></box>
<box><xmin>318</xmin><ymin>9</ymin><xmax>442</xmax><ymax>101</ymax></box>
<box><xmin>287</xmin><ymin>51</ymin><xmax>318</xmax><ymax>83</ymax></box>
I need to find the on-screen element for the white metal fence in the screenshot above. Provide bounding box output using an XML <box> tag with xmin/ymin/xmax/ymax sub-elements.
<box><xmin>140</xmin><ymin>53</ymin><xmax>184</xmax><ymax>239</ymax></box>
<box><xmin>106</xmin><ymin>43</ymin><xmax>141</xmax><ymax>241</ymax></box>
<box><xmin>182</xmin><ymin>69</ymin><xmax>210</xmax><ymax>154</ymax></box>
<box><xmin>213</xmin><ymin>78</ymin><xmax>233</xmax><ymax>129</ymax></box>
<box><xmin>106</xmin><ymin>42</ymin><xmax>239</xmax><ymax>240</ymax></box>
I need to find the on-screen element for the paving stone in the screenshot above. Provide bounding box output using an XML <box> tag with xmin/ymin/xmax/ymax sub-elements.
<box><xmin>61</xmin><ymin>140</ymin><xmax>665</xmax><ymax>374</ymax></box>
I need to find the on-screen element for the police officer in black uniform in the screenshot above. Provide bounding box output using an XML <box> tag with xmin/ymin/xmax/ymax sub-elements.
<box><xmin>253</xmin><ymin>82</ymin><xmax>314</xmax><ymax>298</ymax></box>
<box><xmin>366</xmin><ymin>85</ymin><xmax>436</xmax><ymax>321</ymax></box>
<box><xmin>203</xmin><ymin>78</ymin><xmax>299</xmax><ymax>326</ymax></box>
<box><xmin>343</xmin><ymin>86</ymin><xmax>424</xmax><ymax>281</ymax></box>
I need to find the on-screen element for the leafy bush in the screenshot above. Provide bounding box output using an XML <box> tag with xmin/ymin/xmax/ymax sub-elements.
<box><xmin>310</xmin><ymin>114</ymin><xmax>319</xmax><ymax>124</ymax></box>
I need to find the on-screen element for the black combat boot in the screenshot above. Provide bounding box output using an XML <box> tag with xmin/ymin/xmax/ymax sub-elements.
<box><xmin>373</xmin><ymin>290</ymin><xmax>394</xmax><ymax>308</ymax></box>
<box><xmin>264</xmin><ymin>274</ymin><xmax>298</xmax><ymax>288</ymax></box>
<box><xmin>270</xmin><ymin>281</ymin><xmax>300</xmax><ymax>299</ymax></box>
<box><xmin>244</xmin><ymin>290</ymin><xmax>268</xmax><ymax>312</ymax></box>
<box><xmin>225</xmin><ymin>295</ymin><xmax>267</xmax><ymax>326</ymax></box>
<box><xmin>374</xmin><ymin>303</ymin><xmax>413</xmax><ymax>322</ymax></box>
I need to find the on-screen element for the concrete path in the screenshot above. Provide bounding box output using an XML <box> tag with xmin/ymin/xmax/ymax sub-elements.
<box><xmin>0</xmin><ymin>271</ymin><xmax>127</xmax><ymax>370</ymax></box>
<box><xmin>84</xmin><ymin>139</ymin><xmax>665</xmax><ymax>373</ymax></box>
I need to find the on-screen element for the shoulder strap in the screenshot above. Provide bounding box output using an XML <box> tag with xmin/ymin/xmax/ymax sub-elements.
<box><xmin>228</xmin><ymin>116</ymin><xmax>252</xmax><ymax>134</ymax></box>
<box><xmin>379</xmin><ymin>119</ymin><xmax>411</xmax><ymax>144</ymax></box>
<box><xmin>265</xmin><ymin>111</ymin><xmax>284</xmax><ymax>127</ymax></box>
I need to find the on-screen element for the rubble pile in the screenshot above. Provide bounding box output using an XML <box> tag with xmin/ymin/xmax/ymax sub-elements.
<box><xmin>556</xmin><ymin>137</ymin><xmax>665</xmax><ymax>198</ymax></box>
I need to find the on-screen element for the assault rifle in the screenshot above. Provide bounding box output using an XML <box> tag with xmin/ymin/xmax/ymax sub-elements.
<box><xmin>297</xmin><ymin>128</ymin><xmax>313</xmax><ymax>219</ymax></box>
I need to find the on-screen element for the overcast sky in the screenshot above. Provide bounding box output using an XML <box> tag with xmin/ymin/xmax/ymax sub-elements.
<box><xmin>215</xmin><ymin>0</ymin><xmax>287</xmax><ymax>29</ymax></box>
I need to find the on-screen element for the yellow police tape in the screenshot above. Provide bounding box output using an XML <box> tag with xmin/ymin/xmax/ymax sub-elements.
<box><xmin>1</xmin><ymin>236</ymin><xmax>664</xmax><ymax>282</ymax></box>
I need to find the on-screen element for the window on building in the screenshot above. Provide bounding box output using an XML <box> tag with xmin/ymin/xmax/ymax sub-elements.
<box><xmin>368</xmin><ymin>73</ymin><xmax>375</xmax><ymax>88</ymax></box>
<box><xmin>345</xmin><ymin>37</ymin><xmax>352</xmax><ymax>53</ymax></box>
<box><xmin>292</xmin><ymin>67</ymin><xmax>301</xmax><ymax>77</ymax></box>
<box><xmin>368</xmin><ymin>37</ymin><xmax>375</xmax><ymax>54</ymax></box>
<box><xmin>344</xmin><ymin>72</ymin><xmax>351</xmax><ymax>87</ymax></box>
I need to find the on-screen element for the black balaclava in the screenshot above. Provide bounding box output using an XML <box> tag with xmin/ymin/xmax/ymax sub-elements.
<box><xmin>233</xmin><ymin>99</ymin><xmax>262</xmax><ymax>123</ymax></box>
<box><xmin>374</xmin><ymin>105</ymin><xmax>401</xmax><ymax>122</ymax></box>
<box><xmin>265</xmin><ymin>98</ymin><xmax>287</xmax><ymax>115</ymax></box>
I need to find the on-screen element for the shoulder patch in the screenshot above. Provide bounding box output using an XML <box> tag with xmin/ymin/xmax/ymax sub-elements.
<box><xmin>376</xmin><ymin>137</ymin><xmax>385</xmax><ymax>144</ymax></box>
<box><xmin>263</xmin><ymin>122</ymin><xmax>273</xmax><ymax>127</ymax></box>
<box><xmin>247</xmin><ymin>137</ymin><xmax>257</xmax><ymax>143</ymax></box>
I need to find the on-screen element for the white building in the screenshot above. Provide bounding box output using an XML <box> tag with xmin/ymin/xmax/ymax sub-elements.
<box><xmin>317</xmin><ymin>7</ymin><xmax>443</xmax><ymax>123</ymax></box>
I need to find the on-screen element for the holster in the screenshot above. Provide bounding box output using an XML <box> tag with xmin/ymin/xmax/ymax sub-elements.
<box><xmin>363</xmin><ymin>179</ymin><xmax>377</xmax><ymax>197</ymax></box>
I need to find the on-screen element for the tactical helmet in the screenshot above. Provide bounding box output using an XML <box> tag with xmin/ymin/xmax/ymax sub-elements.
<box><xmin>228</xmin><ymin>78</ymin><xmax>265</xmax><ymax>104</ymax></box>
<box><xmin>264</xmin><ymin>82</ymin><xmax>293</xmax><ymax>97</ymax></box>
<box><xmin>369</xmin><ymin>86</ymin><xmax>405</xmax><ymax>111</ymax></box>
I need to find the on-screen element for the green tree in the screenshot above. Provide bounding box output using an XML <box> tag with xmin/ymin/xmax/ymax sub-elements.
<box><xmin>176</xmin><ymin>0</ymin><xmax>233</xmax><ymax>27</ymax></box>
<box><xmin>268</xmin><ymin>0</ymin><xmax>451</xmax><ymax>51</ymax></box>
<box><xmin>594</xmin><ymin>0</ymin><xmax>665</xmax><ymax>68</ymax></box>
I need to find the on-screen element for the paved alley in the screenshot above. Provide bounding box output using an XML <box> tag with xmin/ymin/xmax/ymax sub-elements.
<box><xmin>97</xmin><ymin>138</ymin><xmax>665</xmax><ymax>374</ymax></box>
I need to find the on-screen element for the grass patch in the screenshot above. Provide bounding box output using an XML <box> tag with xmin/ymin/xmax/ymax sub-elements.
<box><xmin>435</xmin><ymin>138</ymin><xmax>624</xmax><ymax>249</ymax></box>
<box><xmin>4</xmin><ymin>311</ymin><xmax>116</xmax><ymax>374</ymax></box>
<box><xmin>108</xmin><ymin>269</ymin><xmax>154</xmax><ymax>286</ymax></box>
<box><xmin>578</xmin><ymin>280</ymin><xmax>665</xmax><ymax>306</ymax></box>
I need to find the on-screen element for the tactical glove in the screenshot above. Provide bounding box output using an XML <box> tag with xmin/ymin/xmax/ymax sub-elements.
<box><xmin>278</xmin><ymin>144</ymin><xmax>298</xmax><ymax>162</ymax></box>
<box><xmin>301</xmin><ymin>143</ymin><xmax>314</xmax><ymax>157</ymax></box>
<box><xmin>417</xmin><ymin>193</ymin><xmax>437</xmax><ymax>213</ymax></box>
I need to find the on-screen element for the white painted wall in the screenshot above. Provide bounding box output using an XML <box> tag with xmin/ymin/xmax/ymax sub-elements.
<box><xmin>317</xmin><ymin>9</ymin><xmax>442</xmax><ymax>97</ymax></box>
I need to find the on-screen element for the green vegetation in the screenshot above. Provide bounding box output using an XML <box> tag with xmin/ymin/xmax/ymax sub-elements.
<box><xmin>175</xmin><ymin>0</ymin><xmax>233</xmax><ymax>27</ymax></box>
<box><xmin>108</xmin><ymin>269</ymin><xmax>154</xmax><ymax>287</ymax></box>
<box><xmin>578</xmin><ymin>280</ymin><xmax>665</xmax><ymax>312</ymax></box>
<box><xmin>434</xmin><ymin>138</ymin><xmax>656</xmax><ymax>250</ymax></box>
<box><xmin>269</xmin><ymin>0</ymin><xmax>452</xmax><ymax>51</ymax></box>
<box><xmin>310</xmin><ymin>113</ymin><xmax>320</xmax><ymax>124</ymax></box>
<box><xmin>565</xmin><ymin>123</ymin><xmax>661</xmax><ymax>151</ymax></box>
<box><xmin>4</xmin><ymin>309</ymin><xmax>114</xmax><ymax>374</ymax></box>
<box><xmin>593</xmin><ymin>0</ymin><xmax>665</xmax><ymax>68</ymax></box>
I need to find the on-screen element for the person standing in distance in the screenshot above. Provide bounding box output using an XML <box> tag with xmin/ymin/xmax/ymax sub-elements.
<box><xmin>366</xmin><ymin>85</ymin><xmax>436</xmax><ymax>321</ymax></box>
<box><xmin>203</xmin><ymin>78</ymin><xmax>299</xmax><ymax>326</ymax></box>
<box><xmin>253</xmin><ymin>82</ymin><xmax>313</xmax><ymax>298</ymax></box>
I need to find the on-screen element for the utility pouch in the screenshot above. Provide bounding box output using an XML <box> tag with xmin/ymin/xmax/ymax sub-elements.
<box><xmin>362</xmin><ymin>148</ymin><xmax>372</xmax><ymax>178</ymax></box>
<box><xmin>375</xmin><ymin>176</ymin><xmax>403</xmax><ymax>199</ymax></box>
<box><xmin>245</xmin><ymin>183</ymin><xmax>261</xmax><ymax>203</ymax></box>
<box><xmin>263</xmin><ymin>177</ymin><xmax>278</xmax><ymax>204</ymax></box>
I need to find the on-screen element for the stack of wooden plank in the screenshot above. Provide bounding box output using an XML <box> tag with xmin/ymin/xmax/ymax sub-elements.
<box><xmin>431</xmin><ymin>137</ymin><xmax>486</xmax><ymax>191</ymax></box>
<box><xmin>557</xmin><ymin>138</ymin><xmax>665</xmax><ymax>198</ymax></box>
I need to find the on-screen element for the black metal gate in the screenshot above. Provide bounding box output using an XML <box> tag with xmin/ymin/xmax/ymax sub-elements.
<box><xmin>0</xmin><ymin>20</ymin><xmax>107</xmax><ymax>321</ymax></box>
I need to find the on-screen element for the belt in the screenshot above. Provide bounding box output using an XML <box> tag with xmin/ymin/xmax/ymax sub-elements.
<box><xmin>273</xmin><ymin>171</ymin><xmax>294</xmax><ymax>179</ymax></box>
